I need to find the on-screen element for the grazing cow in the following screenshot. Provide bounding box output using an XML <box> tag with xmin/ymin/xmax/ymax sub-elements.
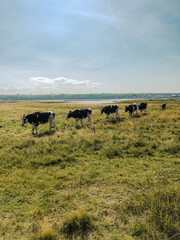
<box><xmin>139</xmin><ymin>102</ymin><xmax>147</xmax><ymax>113</ymax></box>
<box><xmin>133</xmin><ymin>103</ymin><xmax>138</xmax><ymax>114</ymax></box>
<box><xmin>21</xmin><ymin>111</ymin><xmax>57</xmax><ymax>134</ymax></box>
<box><xmin>100</xmin><ymin>105</ymin><xmax>119</xmax><ymax>119</ymax></box>
<box><xmin>125</xmin><ymin>104</ymin><xmax>137</xmax><ymax>116</ymax></box>
<box><xmin>161</xmin><ymin>103</ymin><xmax>166</xmax><ymax>110</ymax></box>
<box><xmin>66</xmin><ymin>108</ymin><xmax>92</xmax><ymax>127</ymax></box>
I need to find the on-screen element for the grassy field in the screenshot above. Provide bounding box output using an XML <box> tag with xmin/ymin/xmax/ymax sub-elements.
<box><xmin>0</xmin><ymin>100</ymin><xmax>180</xmax><ymax>240</ymax></box>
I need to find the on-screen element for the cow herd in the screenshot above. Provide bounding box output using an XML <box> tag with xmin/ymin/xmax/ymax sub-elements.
<box><xmin>21</xmin><ymin>102</ymin><xmax>167</xmax><ymax>134</ymax></box>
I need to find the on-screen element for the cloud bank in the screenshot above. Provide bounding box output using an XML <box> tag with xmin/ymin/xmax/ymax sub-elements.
<box><xmin>0</xmin><ymin>77</ymin><xmax>101</xmax><ymax>94</ymax></box>
<box><xmin>30</xmin><ymin>76</ymin><xmax>101</xmax><ymax>87</ymax></box>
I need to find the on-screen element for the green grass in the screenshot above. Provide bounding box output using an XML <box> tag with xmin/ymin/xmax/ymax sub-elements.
<box><xmin>0</xmin><ymin>100</ymin><xmax>180</xmax><ymax>240</ymax></box>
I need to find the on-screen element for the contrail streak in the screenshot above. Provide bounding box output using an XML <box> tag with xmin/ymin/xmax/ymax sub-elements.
<box><xmin>106</xmin><ymin>0</ymin><xmax>129</xmax><ymax>55</ymax></box>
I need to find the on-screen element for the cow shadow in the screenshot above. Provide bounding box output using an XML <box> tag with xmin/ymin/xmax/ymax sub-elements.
<box><xmin>132</xmin><ymin>114</ymin><xmax>140</xmax><ymax>118</ymax></box>
<box><xmin>75</xmin><ymin>125</ymin><xmax>83</xmax><ymax>129</ymax></box>
<box><xmin>140</xmin><ymin>112</ymin><xmax>148</xmax><ymax>116</ymax></box>
<box><xmin>35</xmin><ymin>130</ymin><xmax>56</xmax><ymax>138</ymax></box>
<box><xmin>118</xmin><ymin>117</ymin><xmax>125</xmax><ymax>122</ymax></box>
<box><xmin>76</xmin><ymin>124</ymin><xmax>91</xmax><ymax>129</ymax></box>
<box><xmin>107</xmin><ymin>118</ymin><xmax>125</xmax><ymax>124</ymax></box>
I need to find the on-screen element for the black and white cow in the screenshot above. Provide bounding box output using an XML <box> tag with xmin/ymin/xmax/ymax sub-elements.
<box><xmin>161</xmin><ymin>103</ymin><xmax>166</xmax><ymax>110</ymax></box>
<box><xmin>66</xmin><ymin>108</ymin><xmax>92</xmax><ymax>127</ymax></box>
<box><xmin>139</xmin><ymin>102</ymin><xmax>147</xmax><ymax>113</ymax></box>
<box><xmin>125</xmin><ymin>103</ymin><xmax>137</xmax><ymax>116</ymax></box>
<box><xmin>100</xmin><ymin>105</ymin><xmax>119</xmax><ymax>119</ymax></box>
<box><xmin>21</xmin><ymin>111</ymin><xmax>57</xmax><ymax>134</ymax></box>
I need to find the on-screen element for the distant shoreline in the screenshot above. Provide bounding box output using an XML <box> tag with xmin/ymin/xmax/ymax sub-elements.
<box><xmin>0</xmin><ymin>98</ymin><xmax>176</xmax><ymax>104</ymax></box>
<box><xmin>0</xmin><ymin>99</ymin><xmax>138</xmax><ymax>104</ymax></box>
<box><xmin>0</xmin><ymin>93</ymin><xmax>179</xmax><ymax>102</ymax></box>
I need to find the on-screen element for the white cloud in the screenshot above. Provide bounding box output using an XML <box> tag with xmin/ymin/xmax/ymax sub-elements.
<box><xmin>30</xmin><ymin>77</ymin><xmax>53</xmax><ymax>84</ymax></box>
<box><xmin>30</xmin><ymin>76</ymin><xmax>101</xmax><ymax>87</ymax></box>
<box><xmin>0</xmin><ymin>77</ymin><xmax>101</xmax><ymax>94</ymax></box>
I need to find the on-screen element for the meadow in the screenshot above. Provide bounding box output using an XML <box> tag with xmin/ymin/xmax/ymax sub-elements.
<box><xmin>0</xmin><ymin>100</ymin><xmax>179</xmax><ymax>240</ymax></box>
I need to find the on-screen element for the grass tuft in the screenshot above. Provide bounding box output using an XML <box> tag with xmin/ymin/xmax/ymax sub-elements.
<box><xmin>61</xmin><ymin>208</ymin><xmax>95</xmax><ymax>236</ymax></box>
<box><xmin>37</xmin><ymin>227</ymin><xmax>56</xmax><ymax>240</ymax></box>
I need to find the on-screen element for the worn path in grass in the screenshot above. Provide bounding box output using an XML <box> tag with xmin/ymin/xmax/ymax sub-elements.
<box><xmin>0</xmin><ymin>101</ymin><xmax>180</xmax><ymax>240</ymax></box>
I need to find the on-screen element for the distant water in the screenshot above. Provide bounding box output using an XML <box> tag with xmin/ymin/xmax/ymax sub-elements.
<box><xmin>64</xmin><ymin>99</ymin><xmax>138</xmax><ymax>104</ymax></box>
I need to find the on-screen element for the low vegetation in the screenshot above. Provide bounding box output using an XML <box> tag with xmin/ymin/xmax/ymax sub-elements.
<box><xmin>0</xmin><ymin>100</ymin><xmax>179</xmax><ymax>240</ymax></box>
<box><xmin>0</xmin><ymin>92</ymin><xmax>177</xmax><ymax>101</ymax></box>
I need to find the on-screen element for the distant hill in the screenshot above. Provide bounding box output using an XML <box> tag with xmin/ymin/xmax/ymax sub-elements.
<box><xmin>0</xmin><ymin>93</ymin><xmax>179</xmax><ymax>101</ymax></box>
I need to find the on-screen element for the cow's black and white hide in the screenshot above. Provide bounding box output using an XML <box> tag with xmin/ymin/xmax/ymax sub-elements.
<box><xmin>100</xmin><ymin>105</ymin><xmax>119</xmax><ymax>119</ymax></box>
<box><xmin>161</xmin><ymin>103</ymin><xmax>166</xmax><ymax>110</ymax></box>
<box><xmin>21</xmin><ymin>111</ymin><xmax>57</xmax><ymax>134</ymax></box>
<box><xmin>66</xmin><ymin>108</ymin><xmax>92</xmax><ymax>127</ymax></box>
<box><xmin>138</xmin><ymin>102</ymin><xmax>147</xmax><ymax>113</ymax></box>
<box><xmin>125</xmin><ymin>103</ymin><xmax>138</xmax><ymax>116</ymax></box>
<box><xmin>133</xmin><ymin>103</ymin><xmax>138</xmax><ymax>114</ymax></box>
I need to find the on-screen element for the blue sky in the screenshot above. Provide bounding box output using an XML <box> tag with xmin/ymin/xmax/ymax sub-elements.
<box><xmin>0</xmin><ymin>0</ymin><xmax>180</xmax><ymax>94</ymax></box>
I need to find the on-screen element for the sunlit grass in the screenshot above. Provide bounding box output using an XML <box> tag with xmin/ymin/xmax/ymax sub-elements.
<box><xmin>0</xmin><ymin>100</ymin><xmax>180</xmax><ymax>239</ymax></box>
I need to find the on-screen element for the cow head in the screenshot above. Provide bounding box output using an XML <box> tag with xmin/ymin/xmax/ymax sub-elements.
<box><xmin>100</xmin><ymin>108</ymin><xmax>104</xmax><ymax>115</ymax></box>
<box><xmin>125</xmin><ymin>106</ymin><xmax>128</xmax><ymax>112</ymax></box>
<box><xmin>21</xmin><ymin>114</ymin><xmax>28</xmax><ymax>126</ymax></box>
<box><xmin>66</xmin><ymin>111</ymin><xmax>72</xmax><ymax>119</ymax></box>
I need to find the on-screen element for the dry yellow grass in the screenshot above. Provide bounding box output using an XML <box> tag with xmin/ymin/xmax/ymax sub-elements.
<box><xmin>0</xmin><ymin>100</ymin><xmax>180</xmax><ymax>240</ymax></box>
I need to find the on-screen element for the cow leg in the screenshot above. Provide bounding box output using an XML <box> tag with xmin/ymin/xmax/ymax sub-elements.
<box><xmin>75</xmin><ymin>119</ymin><xmax>78</xmax><ymax>127</ymax></box>
<box><xmin>116</xmin><ymin>110</ymin><xmax>119</xmax><ymax>119</ymax></box>
<box><xmin>32</xmin><ymin>125</ymin><xmax>37</xmax><ymax>135</ymax></box>
<box><xmin>53</xmin><ymin>119</ymin><xmax>58</xmax><ymax>130</ymax></box>
<box><xmin>49</xmin><ymin>120</ymin><xmax>52</xmax><ymax>133</ymax></box>
<box><xmin>80</xmin><ymin>119</ymin><xmax>83</xmax><ymax>126</ymax></box>
<box><xmin>106</xmin><ymin>114</ymin><xmax>109</xmax><ymax>120</ymax></box>
<box><xmin>32</xmin><ymin>125</ymin><xmax>36</xmax><ymax>134</ymax></box>
<box><xmin>88</xmin><ymin>114</ymin><xmax>91</xmax><ymax>125</ymax></box>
